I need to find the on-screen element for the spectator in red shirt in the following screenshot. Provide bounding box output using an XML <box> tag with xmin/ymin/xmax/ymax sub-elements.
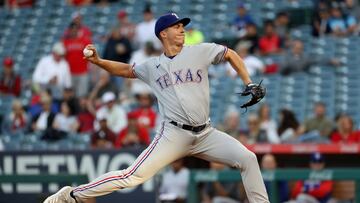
<box><xmin>91</xmin><ymin>111</ymin><xmax>116</xmax><ymax>149</ymax></box>
<box><xmin>1</xmin><ymin>99</ymin><xmax>29</xmax><ymax>136</ymax></box>
<box><xmin>63</xmin><ymin>22</ymin><xmax>92</xmax><ymax>97</ymax></box>
<box><xmin>0</xmin><ymin>57</ymin><xmax>21</xmax><ymax>97</ymax></box>
<box><xmin>66</xmin><ymin>0</ymin><xmax>92</xmax><ymax>7</ymax></box>
<box><xmin>331</xmin><ymin>114</ymin><xmax>360</xmax><ymax>143</ymax></box>
<box><xmin>115</xmin><ymin>112</ymin><xmax>150</xmax><ymax>149</ymax></box>
<box><xmin>63</xmin><ymin>12</ymin><xmax>92</xmax><ymax>40</ymax></box>
<box><xmin>130</xmin><ymin>93</ymin><xmax>157</xmax><ymax>131</ymax></box>
<box><xmin>258</xmin><ymin>20</ymin><xmax>281</xmax><ymax>55</ymax></box>
<box><xmin>5</xmin><ymin>0</ymin><xmax>33</xmax><ymax>9</ymax></box>
<box><xmin>77</xmin><ymin>95</ymin><xmax>95</xmax><ymax>133</ymax></box>
<box><xmin>290</xmin><ymin>153</ymin><xmax>333</xmax><ymax>203</ymax></box>
<box><xmin>117</xmin><ymin>10</ymin><xmax>136</xmax><ymax>43</ymax></box>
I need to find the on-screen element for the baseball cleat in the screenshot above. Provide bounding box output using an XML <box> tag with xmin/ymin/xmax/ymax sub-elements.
<box><xmin>43</xmin><ymin>186</ymin><xmax>76</xmax><ymax>203</ymax></box>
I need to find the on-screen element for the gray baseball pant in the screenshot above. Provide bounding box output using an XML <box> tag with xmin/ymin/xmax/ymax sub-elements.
<box><xmin>72</xmin><ymin>122</ymin><xmax>269</xmax><ymax>203</ymax></box>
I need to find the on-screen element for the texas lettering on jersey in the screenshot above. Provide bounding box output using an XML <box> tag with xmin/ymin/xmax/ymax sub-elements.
<box><xmin>156</xmin><ymin>68</ymin><xmax>203</xmax><ymax>90</ymax></box>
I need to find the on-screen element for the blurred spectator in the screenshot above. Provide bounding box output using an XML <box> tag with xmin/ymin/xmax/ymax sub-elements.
<box><xmin>1</xmin><ymin>99</ymin><xmax>29</xmax><ymax>136</ymax></box>
<box><xmin>259</xmin><ymin>20</ymin><xmax>282</xmax><ymax>55</ymax></box>
<box><xmin>331</xmin><ymin>114</ymin><xmax>360</xmax><ymax>143</ymax></box>
<box><xmin>103</xmin><ymin>27</ymin><xmax>132</xmax><ymax>88</ymax></box>
<box><xmin>32</xmin><ymin>42</ymin><xmax>72</xmax><ymax>101</ymax></box>
<box><xmin>278</xmin><ymin>109</ymin><xmax>300</xmax><ymax>143</ymax></box>
<box><xmin>262</xmin><ymin>56</ymin><xmax>280</xmax><ymax>75</ymax></box>
<box><xmin>217</xmin><ymin>106</ymin><xmax>240</xmax><ymax>138</ymax></box>
<box><xmin>281</xmin><ymin>38</ymin><xmax>342</xmax><ymax>75</ymax></box>
<box><xmin>28</xmin><ymin>90</ymin><xmax>59</xmax><ymax>118</ymax></box>
<box><xmin>328</xmin><ymin>5</ymin><xmax>357</xmax><ymax>36</ymax></box>
<box><xmin>261</xmin><ymin>154</ymin><xmax>289</xmax><ymax>202</ymax></box>
<box><xmin>130</xmin><ymin>41</ymin><xmax>158</xmax><ymax>65</ymax></box>
<box><xmin>280</xmin><ymin>39</ymin><xmax>315</xmax><ymax>75</ymax></box>
<box><xmin>63</xmin><ymin>22</ymin><xmax>92</xmax><ymax>97</ymax></box>
<box><xmin>184</xmin><ymin>24</ymin><xmax>204</xmax><ymax>45</ymax></box>
<box><xmin>159</xmin><ymin>159</ymin><xmax>190</xmax><ymax>203</ymax></box>
<box><xmin>314</xmin><ymin>0</ymin><xmax>329</xmax><ymax>13</ymax></box>
<box><xmin>299</xmin><ymin>102</ymin><xmax>334</xmax><ymax>140</ymax></box>
<box><xmin>258</xmin><ymin>104</ymin><xmax>280</xmax><ymax>144</ymax></box>
<box><xmin>237</xmin><ymin>129</ymin><xmax>250</xmax><ymax>144</ymax></box>
<box><xmin>94</xmin><ymin>0</ymin><xmax>118</xmax><ymax>7</ymax></box>
<box><xmin>52</xmin><ymin>101</ymin><xmax>79</xmax><ymax>134</ymax></box>
<box><xmin>89</xmin><ymin>70</ymin><xmax>118</xmax><ymax>103</ymax></box>
<box><xmin>312</xmin><ymin>8</ymin><xmax>332</xmax><ymax>37</ymax></box>
<box><xmin>117</xmin><ymin>10</ymin><xmax>136</xmax><ymax>42</ymax></box>
<box><xmin>94</xmin><ymin>92</ymin><xmax>127</xmax><ymax>134</ymax></box>
<box><xmin>115</xmin><ymin>112</ymin><xmax>150</xmax><ymax>148</ymax></box>
<box><xmin>103</xmin><ymin>27</ymin><xmax>132</xmax><ymax>63</ymax></box>
<box><xmin>66</xmin><ymin>0</ymin><xmax>92</xmax><ymax>7</ymax></box>
<box><xmin>63</xmin><ymin>12</ymin><xmax>92</xmax><ymax>40</ymax></box>
<box><xmin>289</xmin><ymin>153</ymin><xmax>333</xmax><ymax>203</ymax></box>
<box><xmin>226</xmin><ymin>41</ymin><xmax>265</xmax><ymax>78</ymax></box>
<box><xmin>61</xmin><ymin>87</ymin><xmax>80</xmax><ymax>114</ymax></box>
<box><xmin>275</xmin><ymin>12</ymin><xmax>290</xmax><ymax>44</ymax></box>
<box><xmin>130</xmin><ymin>93</ymin><xmax>157</xmax><ymax>131</ymax></box>
<box><xmin>31</xmin><ymin>92</ymin><xmax>56</xmax><ymax>133</ymax></box>
<box><xmin>41</xmin><ymin>100</ymin><xmax>77</xmax><ymax>141</ymax></box>
<box><xmin>127</xmin><ymin>41</ymin><xmax>156</xmax><ymax>95</ymax></box>
<box><xmin>202</xmin><ymin>162</ymin><xmax>242</xmax><ymax>203</ymax></box>
<box><xmin>240</xmin><ymin>23</ymin><xmax>259</xmax><ymax>54</ymax></box>
<box><xmin>5</xmin><ymin>0</ymin><xmax>34</xmax><ymax>9</ymax></box>
<box><xmin>77</xmin><ymin>95</ymin><xmax>95</xmax><ymax>133</ymax></box>
<box><xmin>232</xmin><ymin>2</ymin><xmax>255</xmax><ymax>38</ymax></box>
<box><xmin>91</xmin><ymin>111</ymin><xmax>116</xmax><ymax>149</ymax></box>
<box><xmin>246</xmin><ymin>114</ymin><xmax>268</xmax><ymax>144</ymax></box>
<box><xmin>134</xmin><ymin>5</ymin><xmax>159</xmax><ymax>49</ymax></box>
<box><xmin>0</xmin><ymin>57</ymin><xmax>21</xmax><ymax>97</ymax></box>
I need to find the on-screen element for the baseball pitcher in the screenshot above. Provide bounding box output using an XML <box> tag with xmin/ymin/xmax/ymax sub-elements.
<box><xmin>44</xmin><ymin>13</ymin><xmax>268</xmax><ymax>203</ymax></box>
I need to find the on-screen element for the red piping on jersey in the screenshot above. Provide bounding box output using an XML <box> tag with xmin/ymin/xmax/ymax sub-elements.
<box><xmin>131</xmin><ymin>62</ymin><xmax>137</xmax><ymax>78</ymax></box>
<box><xmin>220</xmin><ymin>46</ymin><xmax>228</xmax><ymax>62</ymax></box>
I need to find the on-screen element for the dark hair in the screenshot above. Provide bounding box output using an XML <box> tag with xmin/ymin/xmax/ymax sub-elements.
<box><xmin>278</xmin><ymin>109</ymin><xmax>299</xmax><ymax>135</ymax></box>
<box><xmin>246</xmin><ymin>22</ymin><xmax>257</xmax><ymax>28</ymax></box>
<box><xmin>69</xmin><ymin>22</ymin><xmax>80</xmax><ymax>29</ymax></box>
<box><xmin>264</xmin><ymin>20</ymin><xmax>275</xmax><ymax>27</ymax></box>
<box><xmin>62</xmin><ymin>100</ymin><xmax>77</xmax><ymax>116</ymax></box>
<box><xmin>314</xmin><ymin>102</ymin><xmax>325</xmax><ymax>108</ymax></box>
<box><xmin>276</xmin><ymin>11</ymin><xmax>288</xmax><ymax>18</ymax></box>
<box><xmin>143</xmin><ymin>4</ymin><xmax>152</xmax><ymax>13</ymax></box>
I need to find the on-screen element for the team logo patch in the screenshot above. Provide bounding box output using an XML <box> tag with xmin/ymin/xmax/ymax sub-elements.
<box><xmin>171</xmin><ymin>13</ymin><xmax>179</xmax><ymax>19</ymax></box>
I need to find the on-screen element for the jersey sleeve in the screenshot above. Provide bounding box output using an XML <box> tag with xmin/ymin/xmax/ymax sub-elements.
<box><xmin>132</xmin><ymin>61</ymin><xmax>150</xmax><ymax>84</ymax></box>
<box><xmin>201</xmin><ymin>43</ymin><xmax>228</xmax><ymax>65</ymax></box>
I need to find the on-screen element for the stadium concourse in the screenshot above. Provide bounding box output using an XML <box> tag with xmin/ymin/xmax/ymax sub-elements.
<box><xmin>1</xmin><ymin>0</ymin><xmax>360</xmax><ymax>203</ymax></box>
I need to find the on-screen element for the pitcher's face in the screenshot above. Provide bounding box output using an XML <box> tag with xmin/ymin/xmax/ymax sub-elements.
<box><xmin>161</xmin><ymin>23</ymin><xmax>185</xmax><ymax>46</ymax></box>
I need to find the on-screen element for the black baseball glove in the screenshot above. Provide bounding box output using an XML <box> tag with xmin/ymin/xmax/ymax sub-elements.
<box><xmin>238</xmin><ymin>80</ymin><xmax>266</xmax><ymax>111</ymax></box>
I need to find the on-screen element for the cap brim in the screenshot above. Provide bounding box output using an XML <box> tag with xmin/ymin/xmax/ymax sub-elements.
<box><xmin>172</xmin><ymin>17</ymin><xmax>191</xmax><ymax>27</ymax></box>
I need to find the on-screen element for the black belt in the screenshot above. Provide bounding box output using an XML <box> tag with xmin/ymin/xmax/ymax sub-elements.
<box><xmin>170</xmin><ymin>121</ymin><xmax>207</xmax><ymax>133</ymax></box>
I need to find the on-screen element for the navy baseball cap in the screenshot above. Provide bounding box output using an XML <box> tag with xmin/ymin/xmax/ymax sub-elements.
<box><xmin>310</xmin><ymin>152</ymin><xmax>324</xmax><ymax>163</ymax></box>
<box><xmin>155</xmin><ymin>13</ymin><xmax>191</xmax><ymax>39</ymax></box>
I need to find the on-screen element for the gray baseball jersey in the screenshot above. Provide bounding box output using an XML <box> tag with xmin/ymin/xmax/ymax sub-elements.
<box><xmin>133</xmin><ymin>43</ymin><xmax>227</xmax><ymax>125</ymax></box>
<box><xmin>71</xmin><ymin>43</ymin><xmax>269</xmax><ymax>203</ymax></box>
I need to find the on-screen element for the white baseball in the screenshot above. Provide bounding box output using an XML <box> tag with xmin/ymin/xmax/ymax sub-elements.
<box><xmin>83</xmin><ymin>48</ymin><xmax>94</xmax><ymax>57</ymax></box>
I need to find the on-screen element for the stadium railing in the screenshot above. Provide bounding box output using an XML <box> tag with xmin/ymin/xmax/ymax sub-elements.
<box><xmin>188</xmin><ymin>168</ymin><xmax>360</xmax><ymax>203</ymax></box>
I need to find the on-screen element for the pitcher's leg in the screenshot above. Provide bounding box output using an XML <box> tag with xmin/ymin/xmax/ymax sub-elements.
<box><xmin>72</xmin><ymin>123</ymin><xmax>191</xmax><ymax>199</ymax></box>
<box><xmin>191</xmin><ymin>129</ymin><xmax>269</xmax><ymax>203</ymax></box>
